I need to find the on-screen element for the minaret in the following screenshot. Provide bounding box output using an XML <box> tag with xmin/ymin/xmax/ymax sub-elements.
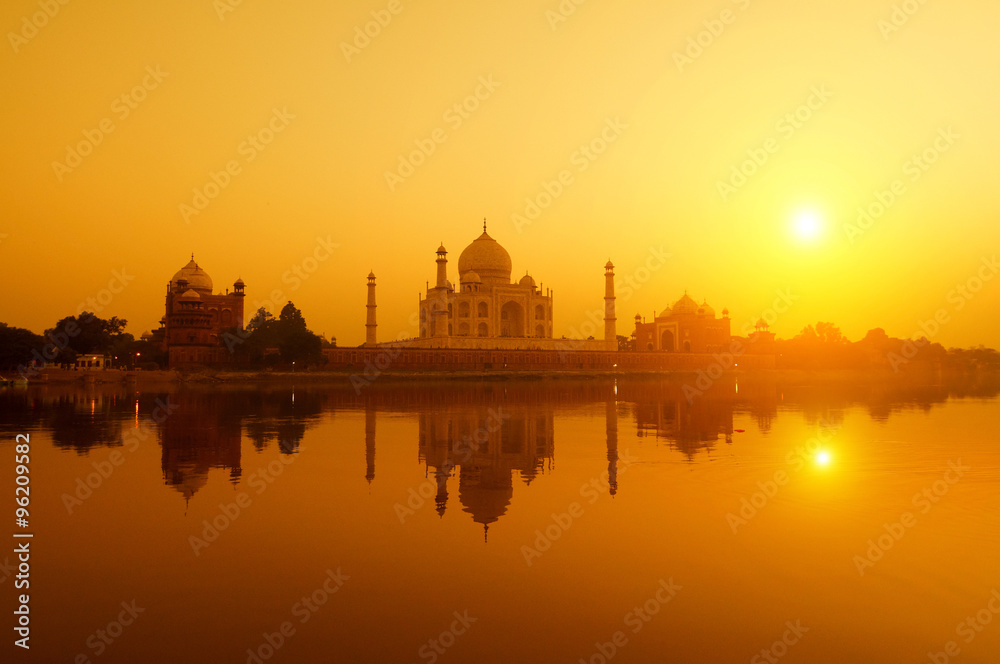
<box><xmin>365</xmin><ymin>271</ymin><xmax>377</xmax><ymax>347</ymax></box>
<box><xmin>436</xmin><ymin>244</ymin><xmax>448</xmax><ymax>288</ymax></box>
<box><xmin>604</xmin><ymin>260</ymin><xmax>617</xmax><ymax>350</ymax></box>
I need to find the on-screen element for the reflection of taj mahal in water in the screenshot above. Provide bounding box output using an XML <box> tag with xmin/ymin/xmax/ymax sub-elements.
<box><xmin>152</xmin><ymin>381</ymin><xmax>745</xmax><ymax>534</ymax></box>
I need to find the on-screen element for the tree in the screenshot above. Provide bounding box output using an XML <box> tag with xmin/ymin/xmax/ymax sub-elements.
<box><xmin>0</xmin><ymin>323</ymin><xmax>45</xmax><ymax>371</ymax></box>
<box><xmin>278</xmin><ymin>301</ymin><xmax>306</xmax><ymax>331</ymax></box>
<box><xmin>276</xmin><ymin>302</ymin><xmax>321</xmax><ymax>366</ymax></box>
<box><xmin>815</xmin><ymin>322</ymin><xmax>845</xmax><ymax>344</ymax></box>
<box><xmin>44</xmin><ymin>312</ymin><xmax>129</xmax><ymax>357</ymax></box>
<box><xmin>225</xmin><ymin>302</ymin><xmax>323</xmax><ymax>367</ymax></box>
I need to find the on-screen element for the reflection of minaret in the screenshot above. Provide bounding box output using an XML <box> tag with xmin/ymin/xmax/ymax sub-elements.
<box><xmin>606</xmin><ymin>398</ymin><xmax>618</xmax><ymax>496</ymax></box>
<box><xmin>365</xmin><ymin>401</ymin><xmax>375</xmax><ymax>485</ymax></box>
<box><xmin>434</xmin><ymin>465</ymin><xmax>449</xmax><ymax>517</ymax></box>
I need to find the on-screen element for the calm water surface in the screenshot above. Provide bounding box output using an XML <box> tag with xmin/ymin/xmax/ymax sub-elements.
<box><xmin>1</xmin><ymin>376</ymin><xmax>999</xmax><ymax>663</ymax></box>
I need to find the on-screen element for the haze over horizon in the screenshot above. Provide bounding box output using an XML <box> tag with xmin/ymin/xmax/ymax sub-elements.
<box><xmin>2</xmin><ymin>0</ymin><xmax>998</xmax><ymax>347</ymax></box>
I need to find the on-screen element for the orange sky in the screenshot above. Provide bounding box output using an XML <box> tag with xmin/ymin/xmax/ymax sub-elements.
<box><xmin>2</xmin><ymin>0</ymin><xmax>998</xmax><ymax>347</ymax></box>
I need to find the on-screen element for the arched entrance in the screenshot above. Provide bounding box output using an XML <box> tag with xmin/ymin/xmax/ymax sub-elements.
<box><xmin>660</xmin><ymin>329</ymin><xmax>675</xmax><ymax>352</ymax></box>
<box><xmin>500</xmin><ymin>301</ymin><xmax>524</xmax><ymax>337</ymax></box>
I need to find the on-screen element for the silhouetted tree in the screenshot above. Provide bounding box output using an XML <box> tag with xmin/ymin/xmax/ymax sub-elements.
<box><xmin>0</xmin><ymin>323</ymin><xmax>45</xmax><ymax>371</ymax></box>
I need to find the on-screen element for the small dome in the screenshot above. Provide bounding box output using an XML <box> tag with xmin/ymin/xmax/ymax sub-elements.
<box><xmin>699</xmin><ymin>300</ymin><xmax>715</xmax><ymax>317</ymax></box>
<box><xmin>171</xmin><ymin>257</ymin><xmax>213</xmax><ymax>293</ymax></box>
<box><xmin>756</xmin><ymin>317</ymin><xmax>769</xmax><ymax>329</ymax></box>
<box><xmin>437</xmin><ymin>243</ymin><xmax>447</xmax><ymax>254</ymax></box>
<box><xmin>605</xmin><ymin>260</ymin><xmax>614</xmax><ymax>269</ymax></box>
<box><xmin>519</xmin><ymin>273</ymin><xmax>536</xmax><ymax>288</ymax></box>
<box><xmin>658</xmin><ymin>306</ymin><xmax>672</xmax><ymax>318</ymax></box>
<box><xmin>180</xmin><ymin>289</ymin><xmax>201</xmax><ymax>300</ymax></box>
<box><xmin>367</xmin><ymin>271</ymin><xmax>376</xmax><ymax>279</ymax></box>
<box><xmin>463</xmin><ymin>271</ymin><xmax>482</xmax><ymax>284</ymax></box>
<box><xmin>722</xmin><ymin>307</ymin><xmax>729</xmax><ymax>317</ymax></box>
<box><xmin>234</xmin><ymin>277</ymin><xmax>245</xmax><ymax>286</ymax></box>
<box><xmin>458</xmin><ymin>230</ymin><xmax>512</xmax><ymax>285</ymax></box>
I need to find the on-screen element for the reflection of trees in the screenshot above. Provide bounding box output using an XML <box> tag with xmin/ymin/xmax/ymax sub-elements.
<box><xmin>0</xmin><ymin>385</ymin><xmax>155</xmax><ymax>454</ymax></box>
<box><xmin>241</xmin><ymin>389</ymin><xmax>323</xmax><ymax>454</ymax></box>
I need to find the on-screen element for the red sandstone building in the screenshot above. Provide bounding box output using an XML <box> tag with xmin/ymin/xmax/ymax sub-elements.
<box><xmin>160</xmin><ymin>256</ymin><xmax>245</xmax><ymax>367</ymax></box>
<box><xmin>631</xmin><ymin>292</ymin><xmax>731</xmax><ymax>353</ymax></box>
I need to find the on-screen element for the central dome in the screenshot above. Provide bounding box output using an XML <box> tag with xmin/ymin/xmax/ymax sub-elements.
<box><xmin>171</xmin><ymin>258</ymin><xmax>213</xmax><ymax>294</ymax></box>
<box><xmin>672</xmin><ymin>292</ymin><xmax>699</xmax><ymax>315</ymax></box>
<box><xmin>458</xmin><ymin>231</ymin><xmax>512</xmax><ymax>285</ymax></box>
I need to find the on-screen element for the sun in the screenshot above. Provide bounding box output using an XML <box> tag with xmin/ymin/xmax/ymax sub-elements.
<box><xmin>792</xmin><ymin>210</ymin><xmax>824</xmax><ymax>242</ymax></box>
<box><xmin>815</xmin><ymin>450</ymin><xmax>832</xmax><ymax>466</ymax></box>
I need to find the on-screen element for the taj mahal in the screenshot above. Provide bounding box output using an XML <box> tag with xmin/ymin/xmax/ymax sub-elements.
<box><xmin>365</xmin><ymin>221</ymin><xmax>617</xmax><ymax>352</ymax></box>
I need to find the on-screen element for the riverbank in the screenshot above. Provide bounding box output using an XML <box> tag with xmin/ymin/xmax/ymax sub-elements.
<box><xmin>16</xmin><ymin>366</ymin><xmax>991</xmax><ymax>388</ymax></box>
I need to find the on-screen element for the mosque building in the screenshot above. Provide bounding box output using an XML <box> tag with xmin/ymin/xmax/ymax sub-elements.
<box><xmin>160</xmin><ymin>256</ymin><xmax>246</xmax><ymax>366</ymax></box>
<box><xmin>365</xmin><ymin>221</ymin><xmax>617</xmax><ymax>351</ymax></box>
<box><xmin>631</xmin><ymin>292</ymin><xmax>731</xmax><ymax>353</ymax></box>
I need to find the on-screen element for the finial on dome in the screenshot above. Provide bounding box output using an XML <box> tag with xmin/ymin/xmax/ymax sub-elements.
<box><xmin>483</xmin><ymin>217</ymin><xmax>487</xmax><ymax>233</ymax></box>
<box><xmin>191</xmin><ymin>252</ymin><xmax>194</xmax><ymax>260</ymax></box>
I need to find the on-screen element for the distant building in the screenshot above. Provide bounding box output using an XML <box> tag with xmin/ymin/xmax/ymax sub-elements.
<box><xmin>160</xmin><ymin>256</ymin><xmax>245</xmax><ymax>367</ymax></box>
<box><xmin>632</xmin><ymin>292</ymin><xmax>731</xmax><ymax>353</ymax></box>
<box><xmin>73</xmin><ymin>353</ymin><xmax>111</xmax><ymax>370</ymax></box>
